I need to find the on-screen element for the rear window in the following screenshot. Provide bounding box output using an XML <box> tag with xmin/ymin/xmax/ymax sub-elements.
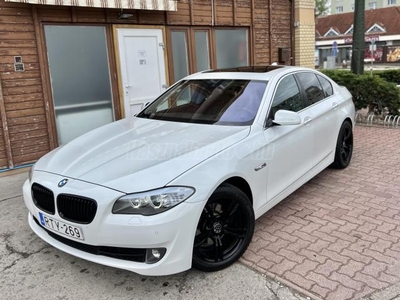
<box><xmin>137</xmin><ymin>79</ymin><xmax>267</xmax><ymax>126</ymax></box>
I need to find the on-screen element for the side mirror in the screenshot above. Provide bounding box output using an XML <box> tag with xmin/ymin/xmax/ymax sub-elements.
<box><xmin>274</xmin><ymin>110</ymin><xmax>301</xmax><ymax>126</ymax></box>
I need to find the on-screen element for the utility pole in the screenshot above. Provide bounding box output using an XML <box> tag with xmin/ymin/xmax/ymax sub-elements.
<box><xmin>351</xmin><ymin>0</ymin><xmax>365</xmax><ymax>75</ymax></box>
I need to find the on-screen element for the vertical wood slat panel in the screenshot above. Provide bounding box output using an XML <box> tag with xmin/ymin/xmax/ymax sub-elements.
<box><xmin>32</xmin><ymin>6</ymin><xmax>56</xmax><ymax>149</ymax></box>
<box><xmin>105</xmin><ymin>24</ymin><xmax>122</xmax><ymax>120</ymax></box>
<box><xmin>190</xmin><ymin>0</ymin><xmax>194</xmax><ymax>25</ymax></box>
<box><xmin>0</xmin><ymin>78</ymin><xmax>14</xmax><ymax>168</ymax></box>
<box><xmin>233</xmin><ymin>0</ymin><xmax>236</xmax><ymax>25</ymax></box>
<box><xmin>251</xmin><ymin>0</ymin><xmax>255</xmax><ymax>65</ymax></box>
<box><xmin>269</xmin><ymin>0</ymin><xmax>272</xmax><ymax>63</ymax></box>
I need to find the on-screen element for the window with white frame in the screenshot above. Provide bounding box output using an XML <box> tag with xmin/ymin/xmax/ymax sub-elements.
<box><xmin>369</xmin><ymin>2</ymin><xmax>377</xmax><ymax>9</ymax></box>
<box><xmin>366</xmin><ymin>23</ymin><xmax>386</xmax><ymax>33</ymax></box>
<box><xmin>388</xmin><ymin>0</ymin><xmax>397</xmax><ymax>5</ymax></box>
<box><xmin>344</xmin><ymin>25</ymin><xmax>354</xmax><ymax>35</ymax></box>
<box><xmin>324</xmin><ymin>27</ymin><xmax>340</xmax><ymax>37</ymax></box>
<box><xmin>351</xmin><ymin>4</ymin><xmax>355</xmax><ymax>10</ymax></box>
<box><xmin>336</xmin><ymin>6</ymin><xmax>343</xmax><ymax>12</ymax></box>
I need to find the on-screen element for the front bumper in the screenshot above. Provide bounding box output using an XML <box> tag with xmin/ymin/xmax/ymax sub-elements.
<box><xmin>23</xmin><ymin>172</ymin><xmax>205</xmax><ymax>276</ymax></box>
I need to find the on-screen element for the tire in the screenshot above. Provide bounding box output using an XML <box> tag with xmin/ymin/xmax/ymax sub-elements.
<box><xmin>192</xmin><ymin>183</ymin><xmax>255</xmax><ymax>272</ymax></box>
<box><xmin>331</xmin><ymin>120</ymin><xmax>353</xmax><ymax>169</ymax></box>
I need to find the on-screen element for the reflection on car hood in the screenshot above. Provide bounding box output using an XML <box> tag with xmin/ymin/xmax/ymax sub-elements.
<box><xmin>36</xmin><ymin>117</ymin><xmax>250</xmax><ymax>193</ymax></box>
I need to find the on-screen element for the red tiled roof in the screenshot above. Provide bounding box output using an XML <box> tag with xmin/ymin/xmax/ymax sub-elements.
<box><xmin>316</xmin><ymin>7</ymin><xmax>400</xmax><ymax>40</ymax></box>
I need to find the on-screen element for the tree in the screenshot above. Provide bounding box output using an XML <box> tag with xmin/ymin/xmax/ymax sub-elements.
<box><xmin>315</xmin><ymin>0</ymin><xmax>329</xmax><ymax>17</ymax></box>
<box><xmin>351</xmin><ymin>0</ymin><xmax>365</xmax><ymax>75</ymax></box>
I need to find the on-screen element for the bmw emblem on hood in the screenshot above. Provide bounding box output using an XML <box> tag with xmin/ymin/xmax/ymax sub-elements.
<box><xmin>58</xmin><ymin>179</ymin><xmax>68</xmax><ymax>188</ymax></box>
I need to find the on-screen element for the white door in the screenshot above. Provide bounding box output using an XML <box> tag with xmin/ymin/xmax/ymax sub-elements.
<box><xmin>116</xmin><ymin>28</ymin><xmax>167</xmax><ymax>118</ymax></box>
<box><xmin>295</xmin><ymin>72</ymin><xmax>339</xmax><ymax>166</ymax></box>
<box><xmin>263</xmin><ymin>74</ymin><xmax>314</xmax><ymax>201</ymax></box>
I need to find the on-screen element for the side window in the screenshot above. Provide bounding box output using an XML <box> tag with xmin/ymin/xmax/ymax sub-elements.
<box><xmin>270</xmin><ymin>75</ymin><xmax>303</xmax><ymax>119</ymax></box>
<box><xmin>296</xmin><ymin>73</ymin><xmax>325</xmax><ymax>107</ymax></box>
<box><xmin>317</xmin><ymin>75</ymin><xmax>333</xmax><ymax>97</ymax></box>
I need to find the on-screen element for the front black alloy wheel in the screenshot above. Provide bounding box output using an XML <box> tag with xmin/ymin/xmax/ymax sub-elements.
<box><xmin>192</xmin><ymin>183</ymin><xmax>255</xmax><ymax>272</ymax></box>
<box><xmin>331</xmin><ymin>120</ymin><xmax>353</xmax><ymax>169</ymax></box>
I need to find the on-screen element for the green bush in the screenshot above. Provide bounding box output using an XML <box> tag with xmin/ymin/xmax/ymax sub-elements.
<box><xmin>320</xmin><ymin>69</ymin><xmax>400</xmax><ymax>115</ymax></box>
<box><xmin>373</xmin><ymin>69</ymin><xmax>400</xmax><ymax>85</ymax></box>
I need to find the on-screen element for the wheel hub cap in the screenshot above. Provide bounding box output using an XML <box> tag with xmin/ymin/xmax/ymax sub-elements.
<box><xmin>213</xmin><ymin>222</ymin><xmax>223</xmax><ymax>234</ymax></box>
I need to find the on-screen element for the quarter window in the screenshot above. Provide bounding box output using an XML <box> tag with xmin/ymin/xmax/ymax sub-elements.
<box><xmin>317</xmin><ymin>75</ymin><xmax>333</xmax><ymax>97</ymax></box>
<box><xmin>270</xmin><ymin>75</ymin><xmax>303</xmax><ymax>119</ymax></box>
<box><xmin>296</xmin><ymin>73</ymin><xmax>325</xmax><ymax>106</ymax></box>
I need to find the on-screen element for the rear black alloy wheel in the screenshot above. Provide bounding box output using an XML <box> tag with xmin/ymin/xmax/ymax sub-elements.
<box><xmin>331</xmin><ymin>120</ymin><xmax>353</xmax><ymax>169</ymax></box>
<box><xmin>192</xmin><ymin>183</ymin><xmax>255</xmax><ymax>272</ymax></box>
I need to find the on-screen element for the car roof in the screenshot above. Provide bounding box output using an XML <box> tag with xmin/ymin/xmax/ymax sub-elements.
<box><xmin>183</xmin><ymin>65</ymin><xmax>317</xmax><ymax>81</ymax></box>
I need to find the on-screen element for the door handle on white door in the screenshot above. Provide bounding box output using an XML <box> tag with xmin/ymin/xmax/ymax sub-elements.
<box><xmin>332</xmin><ymin>102</ymin><xmax>339</xmax><ymax>110</ymax></box>
<box><xmin>125</xmin><ymin>84</ymin><xmax>133</xmax><ymax>88</ymax></box>
<box><xmin>304</xmin><ymin>117</ymin><xmax>313</xmax><ymax>125</ymax></box>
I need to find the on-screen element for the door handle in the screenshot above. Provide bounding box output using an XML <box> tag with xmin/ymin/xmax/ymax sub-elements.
<box><xmin>304</xmin><ymin>117</ymin><xmax>313</xmax><ymax>125</ymax></box>
<box><xmin>332</xmin><ymin>102</ymin><xmax>339</xmax><ymax>110</ymax></box>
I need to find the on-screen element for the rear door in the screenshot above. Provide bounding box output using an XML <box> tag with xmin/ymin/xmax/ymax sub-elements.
<box><xmin>295</xmin><ymin>72</ymin><xmax>339</xmax><ymax>167</ymax></box>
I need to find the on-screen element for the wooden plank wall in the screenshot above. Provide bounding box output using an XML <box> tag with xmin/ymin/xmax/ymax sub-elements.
<box><xmin>270</xmin><ymin>0</ymin><xmax>292</xmax><ymax>63</ymax></box>
<box><xmin>254</xmin><ymin>0</ymin><xmax>270</xmax><ymax>64</ymax></box>
<box><xmin>0</xmin><ymin>1</ymin><xmax>49</xmax><ymax>168</ymax></box>
<box><xmin>0</xmin><ymin>0</ymin><xmax>291</xmax><ymax>170</ymax></box>
<box><xmin>0</xmin><ymin>126</ymin><xmax>6</xmax><ymax>169</ymax></box>
<box><xmin>32</xmin><ymin>0</ymin><xmax>291</xmax><ymax>68</ymax></box>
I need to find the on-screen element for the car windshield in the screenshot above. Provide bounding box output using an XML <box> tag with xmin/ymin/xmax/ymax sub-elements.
<box><xmin>137</xmin><ymin>79</ymin><xmax>268</xmax><ymax>126</ymax></box>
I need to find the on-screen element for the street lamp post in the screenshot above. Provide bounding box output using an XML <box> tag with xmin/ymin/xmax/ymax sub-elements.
<box><xmin>370</xmin><ymin>39</ymin><xmax>376</xmax><ymax>75</ymax></box>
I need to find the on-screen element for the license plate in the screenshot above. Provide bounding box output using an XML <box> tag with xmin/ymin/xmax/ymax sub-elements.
<box><xmin>38</xmin><ymin>212</ymin><xmax>84</xmax><ymax>241</ymax></box>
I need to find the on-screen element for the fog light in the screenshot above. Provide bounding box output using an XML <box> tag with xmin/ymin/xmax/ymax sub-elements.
<box><xmin>145</xmin><ymin>248</ymin><xmax>166</xmax><ymax>264</ymax></box>
<box><xmin>152</xmin><ymin>249</ymin><xmax>161</xmax><ymax>259</ymax></box>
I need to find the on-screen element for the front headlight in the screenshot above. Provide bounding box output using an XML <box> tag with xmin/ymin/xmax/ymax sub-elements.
<box><xmin>29</xmin><ymin>164</ymin><xmax>35</xmax><ymax>182</ymax></box>
<box><xmin>112</xmin><ymin>186</ymin><xmax>195</xmax><ymax>215</ymax></box>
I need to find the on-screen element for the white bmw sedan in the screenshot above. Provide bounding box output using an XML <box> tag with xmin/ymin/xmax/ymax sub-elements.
<box><xmin>24</xmin><ymin>66</ymin><xmax>354</xmax><ymax>276</ymax></box>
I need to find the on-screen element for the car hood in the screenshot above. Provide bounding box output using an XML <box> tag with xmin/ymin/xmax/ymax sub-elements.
<box><xmin>36</xmin><ymin>117</ymin><xmax>250</xmax><ymax>193</ymax></box>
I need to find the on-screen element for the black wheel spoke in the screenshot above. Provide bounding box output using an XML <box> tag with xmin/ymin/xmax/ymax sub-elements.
<box><xmin>204</xmin><ymin>204</ymin><xmax>214</xmax><ymax>220</ymax></box>
<box><xmin>194</xmin><ymin>231</ymin><xmax>211</xmax><ymax>247</ymax></box>
<box><xmin>224</xmin><ymin>226</ymin><xmax>247</xmax><ymax>239</ymax></box>
<box><xmin>192</xmin><ymin>187</ymin><xmax>254</xmax><ymax>271</ymax></box>
<box><xmin>214</xmin><ymin>236</ymin><xmax>223</xmax><ymax>262</ymax></box>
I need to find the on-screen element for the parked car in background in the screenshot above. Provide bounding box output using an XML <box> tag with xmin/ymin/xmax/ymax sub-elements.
<box><xmin>24</xmin><ymin>66</ymin><xmax>355</xmax><ymax>275</ymax></box>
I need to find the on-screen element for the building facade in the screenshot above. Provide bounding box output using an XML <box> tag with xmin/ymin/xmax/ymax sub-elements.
<box><xmin>316</xmin><ymin>7</ymin><xmax>400</xmax><ymax>67</ymax></box>
<box><xmin>0</xmin><ymin>0</ymin><xmax>315</xmax><ymax>172</ymax></box>
<box><xmin>331</xmin><ymin>0</ymin><xmax>399</xmax><ymax>14</ymax></box>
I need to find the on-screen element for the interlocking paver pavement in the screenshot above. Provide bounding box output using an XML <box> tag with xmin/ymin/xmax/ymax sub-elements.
<box><xmin>241</xmin><ymin>126</ymin><xmax>400</xmax><ymax>300</ymax></box>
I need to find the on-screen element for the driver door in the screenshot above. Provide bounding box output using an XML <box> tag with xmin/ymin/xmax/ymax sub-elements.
<box><xmin>263</xmin><ymin>74</ymin><xmax>314</xmax><ymax>201</ymax></box>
